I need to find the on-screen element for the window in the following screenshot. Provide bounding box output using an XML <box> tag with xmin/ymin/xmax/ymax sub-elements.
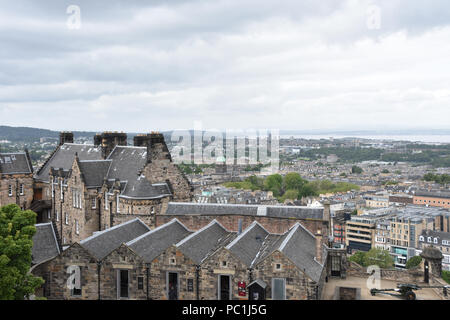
<box><xmin>56</xmin><ymin>210</ymin><xmax>59</xmax><ymax>221</ymax></box>
<box><xmin>187</xmin><ymin>279</ymin><xmax>194</xmax><ymax>292</ymax></box>
<box><xmin>419</xmin><ymin>236</ymin><xmax>424</xmax><ymax>242</ymax></box>
<box><xmin>434</xmin><ymin>238</ymin><xmax>438</xmax><ymax>244</ymax></box>
<box><xmin>8</xmin><ymin>185</ymin><xmax>12</xmax><ymax>197</ymax></box>
<box><xmin>275</xmin><ymin>263</ymin><xmax>282</xmax><ymax>271</ymax></box>
<box><xmin>105</xmin><ymin>192</ymin><xmax>109</xmax><ymax>209</ymax></box>
<box><xmin>75</xmin><ymin>220</ymin><xmax>79</xmax><ymax>235</ymax></box>
<box><xmin>272</xmin><ymin>278</ymin><xmax>286</xmax><ymax>300</ymax></box>
<box><xmin>138</xmin><ymin>276</ymin><xmax>144</xmax><ymax>290</ymax></box>
<box><xmin>19</xmin><ymin>184</ymin><xmax>24</xmax><ymax>195</ymax></box>
<box><xmin>91</xmin><ymin>198</ymin><xmax>96</xmax><ymax>209</ymax></box>
<box><xmin>169</xmin><ymin>258</ymin><xmax>176</xmax><ymax>265</ymax></box>
<box><xmin>222</xmin><ymin>261</ymin><xmax>227</xmax><ymax>268</ymax></box>
<box><xmin>47</xmin><ymin>209</ymin><xmax>51</xmax><ymax>220</ymax></box>
<box><xmin>428</xmin><ymin>237</ymin><xmax>432</xmax><ymax>243</ymax></box>
<box><xmin>65</xmin><ymin>213</ymin><xmax>69</xmax><ymax>225</ymax></box>
<box><xmin>116</xmin><ymin>193</ymin><xmax>120</xmax><ymax>213</ymax></box>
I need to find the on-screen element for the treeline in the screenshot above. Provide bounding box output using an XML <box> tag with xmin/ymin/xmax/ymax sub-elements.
<box><xmin>297</xmin><ymin>145</ymin><xmax>450</xmax><ymax>168</ymax></box>
<box><xmin>423</xmin><ymin>173</ymin><xmax>450</xmax><ymax>184</ymax></box>
<box><xmin>301</xmin><ymin>147</ymin><xmax>383</xmax><ymax>162</ymax></box>
<box><xmin>224</xmin><ymin>173</ymin><xmax>359</xmax><ymax>202</ymax></box>
<box><xmin>177</xmin><ymin>162</ymin><xmax>215</xmax><ymax>174</ymax></box>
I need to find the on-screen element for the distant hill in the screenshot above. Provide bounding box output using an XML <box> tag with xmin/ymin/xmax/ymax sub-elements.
<box><xmin>0</xmin><ymin>126</ymin><xmax>96</xmax><ymax>142</ymax></box>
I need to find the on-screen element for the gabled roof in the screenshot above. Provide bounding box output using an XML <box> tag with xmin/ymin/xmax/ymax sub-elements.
<box><xmin>35</xmin><ymin>144</ymin><xmax>102</xmax><ymax>182</ymax></box>
<box><xmin>127</xmin><ymin>219</ymin><xmax>192</xmax><ymax>263</ymax></box>
<box><xmin>105</xmin><ymin>146</ymin><xmax>172</xmax><ymax>199</ymax></box>
<box><xmin>276</xmin><ymin>223</ymin><xmax>326</xmax><ymax>283</ymax></box>
<box><xmin>225</xmin><ymin>221</ymin><xmax>271</xmax><ymax>267</ymax></box>
<box><xmin>78</xmin><ymin>160</ymin><xmax>112</xmax><ymax>188</ymax></box>
<box><xmin>0</xmin><ymin>152</ymin><xmax>33</xmax><ymax>175</ymax></box>
<box><xmin>176</xmin><ymin>220</ymin><xmax>236</xmax><ymax>264</ymax></box>
<box><xmin>32</xmin><ymin>223</ymin><xmax>60</xmax><ymax>265</ymax></box>
<box><xmin>80</xmin><ymin>218</ymin><xmax>150</xmax><ymax>260</ymax></box>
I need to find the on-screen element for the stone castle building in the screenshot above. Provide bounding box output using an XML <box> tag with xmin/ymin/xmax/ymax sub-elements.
<box><xmin>0</xmin><ymin>150</ymin><xmax>34</xmax><ymax>210</ymax></box>
<box><xmin>31</xmin><ymin>216</ymin><xmax>330</xmax><ymax>300</ymax></box>
<box><xmin>32</xmin><ymin>131</ymin><xmax>193</xmax><ymax>246</ymax></box>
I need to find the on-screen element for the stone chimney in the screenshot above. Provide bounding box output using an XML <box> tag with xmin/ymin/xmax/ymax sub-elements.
<box><xmin>59</xmin><ymin>131</ymin><xmax>74</xmax><ymax>145</ymax></box>
<box><xmin>133</xmin><ymin>134</ymin><xmax>151</xmax><ymax>147</ymax></box>
<box><xmin>315</xmin><ymin>229</ymin><xmax>323</xmax><ymax>264</ymax></box>
<box><xmin>146</xmin><ymin>132</ymin><xmax>171</xmax><ymax>163</ymax></box>
<box><xmin>95</xmin><ymin>132</ymin><xmax>127</xmax><ymax>159</ymax></box>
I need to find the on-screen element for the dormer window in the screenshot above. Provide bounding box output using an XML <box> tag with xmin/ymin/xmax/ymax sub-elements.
<box><xmin>434</xmin><ymin>238</ymin><xmax>438</xmax><ymax>244</ymax></box>
<box><xmin>428</xmin><ymin>237</ymin><xmax>432</xmax><ymax>243</ymax></box>
<box><xmin>274</xmin><ymin>263</ymin><xmax>282</xmax><ymax>271</ymax></box>
<box><xmin>419</xmin><ymin>236</ymin><xmax>424</xmax><ymax>242</ymax></box>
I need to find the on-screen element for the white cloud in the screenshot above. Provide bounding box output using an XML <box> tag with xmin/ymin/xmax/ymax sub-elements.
<box><xmin>0</xmin><ymin>0</ymin><xmax>450</xmax><ymax>132</ymax></box>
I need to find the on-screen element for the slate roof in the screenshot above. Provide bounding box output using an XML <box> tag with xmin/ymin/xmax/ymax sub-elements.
<box><xmin>226</xmin><ymin>221</ymin><xmax>271</xmax><ymax>267</ymax></box>
<box><xmin>36</xmin><ymin>143</ymin><xmax>172</xmax><ymax>199</ymax></box>
<box><xmin>78</xmin><ymin>160</ymin><xmax>112</xmax><ymax>188</ymax></box>
<box><xmin>106</xmin><ymin>146</ymin><xmax>172</xmax><ymax>199</ymax></box>
<box><xmin>80</xmin><ymin>218</ymin><xmax>150</xmax><ymax>260</ymax></box>
<box><xmin>415</xmin><ymin>190</ymin><xmax>450</xmax><ymax>199</ymax></box>
<box><xmin>35</xmin><ymin>144</ymin><xmax>102</xmax><ymax>182</ymax></box>
<box><xmin>277</xmin><ymin>223</ymin><xmax>326</xmax><ymax>283</ymax></box>
<box><xmin>176</xmin><ymin>220</ymin><xmax>237</xmax><ymax>264</ymax></box>
<box><xmin>165</xmin><ymin>203</ymin><xmax>324</xmax><ymax>220</ymax></box>
<box><xmin>32</xmin><ymin>223</ymin><xmax>60</xmax><ymax>265</ymax></box>
<box><xmin>127</xmin><ymin>219</ymin><xmax>192</xmax><ymax>263</ymax></box>
<box><xmin>0</xmin><ymin>152</ymin><xmax>33</xmax><ymax>175</ymax></box>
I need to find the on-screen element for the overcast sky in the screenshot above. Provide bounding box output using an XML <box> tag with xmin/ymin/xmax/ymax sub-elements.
<box><xmin>1</xmin><ymin>0</ymin><xmax>450</xmax><ymax>132</ymax></box>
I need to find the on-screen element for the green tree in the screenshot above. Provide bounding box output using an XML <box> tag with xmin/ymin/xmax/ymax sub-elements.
<box><xmin>264</xmin><ymin>174</ymin><xmax>283</xmax><ymax>197</ymax></box>
<box><xmin>283</xmin><ymin>172</ymin><xmax>307</xmax><ymax>192</ymax></box>
<box><xmin>351</xmin><ymin>165</ymin><xmax>363</xmax><ymax>174</ymax></box>
<box><xmin>363</xmin><ymin>248</ymin><xmax>394</xmax><ymax>268</ymax></box>
<box><xmin>349</xmin><ymin>251</ymin><xmax>366</xmax><ymax>266</ymax></box>
<box><xmin>405</xmin><ymin>255</ymin><xmax>422</xmax><ymax>269</ymax></box>
<box><xmin>281</xmin><ymin>189</ymin><xmax>299</xmax><ymax>202</ymax></box>
<box><xmin>0</xmin><ymin>204</ymin><xmax>44</xmax><ymax>300</ymax></box>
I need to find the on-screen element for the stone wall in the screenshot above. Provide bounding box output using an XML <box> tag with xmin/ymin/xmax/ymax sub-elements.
<box><xmin>254</xmin><ymin>251</ymin><xmax>321</xmax><ymax>300</ymax></box>
<box><xmin>200</xmin><ymin>248</ymin><xmax>249</xmax><ymax>300</ymax></box>
<box><xmin>149</xmin><ymin>246</ymin><xmax>198</xmax><ymax>300</ymax></box>
<box><xmin>99</xmin><ymin>244</ymin><xmax>147</xmax><ymax>300</ymax></box>
<box><xmin>38</xmin><ymin>243</ymin><xmax>99</xmax><ymax>300</ymax></box>
<box><xmin>0</xmin><ymin>173</ymin><xmax>34</xmax><ymax>209</ymax></box>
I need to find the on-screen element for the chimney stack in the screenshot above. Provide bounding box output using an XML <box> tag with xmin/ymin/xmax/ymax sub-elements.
<box><xmin>94</xmin><ymin>132</ymin><xmax>127</xmax><ymax>159</ymax></box>
<box><xmin>133</xmin><ymin>134</ymin><xmax>151</xmax><ymax>147</ymax></box>
<box><xmin>59</xmin><ymin>131</ymin><xmax>74</xmax><ymax>145</ymax></box>
<box><xmin>315</xmin><ymin>229</ymin><xmax>323</xmax><ymax>264</ymax></box>
<box><xmin>146</xmin><ymin>132</ymin><xmax>171</xmax><ymax>163</ymax></box>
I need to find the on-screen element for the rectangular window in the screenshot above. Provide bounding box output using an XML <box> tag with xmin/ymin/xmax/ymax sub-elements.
<box><xmin>56</xmin><ymin>210</ymin><xmax>59</xmax><ymax>221</ymax></box>
<box><xmin>272</xmin><ymin>278</ymin><xmax>286</xmax><ymax>300</ymax></box>
<box><xmin>19</xmin><ymin>184</ymin><xmax>24</xmax><ymax>195</ymax></box>
<box><xmin>116</xmin><ymin>194</ymin><xmax>120</xmax><ymax>213</ymax></box>
<box><xmin>91</xmin><ymin>198</ymin><xmax>96</xmax><ymax>209</ymax></box>
<box><xmin>117</xmin><ymin>270</ymin><xmax>129</xmax><ymax>299</ymax></box>
<box><xmin>8</xmin><ymin>185</ymin><xmax>13</xmax><ymax>196</ymax></box>
<box><xmin>65</xmin><ymin>213</ymin><xmax>69</xmax><ymax>225</ymax></box>
<box><xmin>75</xmin><ymin>220</ymin><xmax>79</xmax><ymax>235</ymax></box>
<box><xmin>138</xmin><ymin>276</ymin><xmax>144</xmax><ymax>290</ymax></box>
<box><xmin>187</xmin><ymin>279</ymin><xmax>194</xmax><ymax>292</ymax></box>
